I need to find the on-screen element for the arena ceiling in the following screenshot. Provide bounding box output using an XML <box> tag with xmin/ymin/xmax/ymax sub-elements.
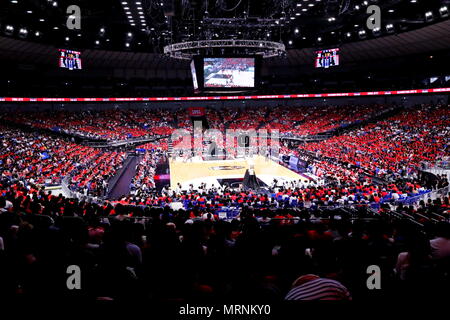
<box><xmin>0</xmin><ymin>0</ymin><xmax>449</xmax><ymax>53</ymax></box>
<box><xmin>0</xmin><ymin>17</ymin><xmax>449</xmax><ymax>71</ymax></box>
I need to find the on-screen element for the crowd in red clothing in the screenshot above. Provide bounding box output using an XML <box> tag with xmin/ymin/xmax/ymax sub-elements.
<box><xmin>0</xmin><ymin>126</ymin><xmax>126</xmax><ymax>196</ymax></box>
<box><xmin>2</xmin><ymin>104</ymin><xmax>392</xmax><ymax>144</ymax></box>
<box><xmin>261</xmin><ymin>104</ymin><xmax>392</xmax><ymax>136</ymax></box>
<box><xmin>300</xmin><ymin>104</ymin><xmax>450</xmax><ymax>178</ymax></box>
<box><xmin>4</xmin><ymin>109</ymin><xmax>175</xmax><ymax>141</ymax></box>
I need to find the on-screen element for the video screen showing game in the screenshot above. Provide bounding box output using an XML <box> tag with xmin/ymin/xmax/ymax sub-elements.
<box><xmin>315</xmin><ymin>48</ymin><xmax>339</xmax><ymax>69</ymax></box>
<box><xmin>203</xmin><ymin>57</ymin><xmax>255</xmax><ymax>88</ymax></box>
<box><xmin>190</xmin><ymin>60</ymin><xmax>199</xmax><ymax>90</ymax></box>
<box><xmin>58</xmin><ymin>49</ymin><xmax>82</xmax><ymax>70</ymax></box>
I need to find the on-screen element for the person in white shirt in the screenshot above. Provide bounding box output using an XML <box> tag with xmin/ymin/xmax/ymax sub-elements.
<box><xmin>430</xmin><ymin>222</ymin><xmax>450</xmax><ymax>260</ymax></box>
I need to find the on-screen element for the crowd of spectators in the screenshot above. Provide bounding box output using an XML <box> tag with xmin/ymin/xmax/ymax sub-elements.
<box><xmin>1</xmin><ymin>179</ymin><xmax>450</xmax><ymax>301</ymax></box>
<box><xmin>4</xmin><ymin>109</ymin><xmax>176</xmax><ymax>141</ymax></box>
<box><xmin>0</xmin><ymin>126</ymin><xmax>126</xmax><ymax>197</ymax></box>
<box><xmin>299</xmin><ymin>104</ymin><xmax>450</xmax><ymax>180</ymax></box>
<box><xmin>2</xmin><ymin>104</ymin><xmax>393</xmax><ymax>144</ymax></box>
<box><xmin>0</xmin><ymin>101</ymin><xmax>449</xmax><ymax>302</ymax></box>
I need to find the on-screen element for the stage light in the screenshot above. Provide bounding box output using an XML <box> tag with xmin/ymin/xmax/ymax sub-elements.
<box><xmin>5</xmin><ymin>25</ymin><xmax>14</xmax><ymax>36</ymax></box>
<box><xmin>19</xmin><ymin>28</ymin><xmax>29</xmax><ymax>38</ymax></box>
<box><xmin>386</xmin><ymin>23</ymin><xmax>395</xmax><ymax>33</ymax></box>
<box><xmin>439</xmin><ymin>6</ymin><xmax>448</xmax><ymax>18</ymax></box>
<box><xmin>425</xmin><ymin>11</ymin><xmax>434</xmax><ymax>22</ymax></box>
<box><xmin>372</xmin><ymin>27</ymin><xmax>381</xmax><ymax>36</ymax></box>
<box><xmin>358</xmin><ymin>29</ymin><xmax>367</xmax><ymax>39</ymax></box>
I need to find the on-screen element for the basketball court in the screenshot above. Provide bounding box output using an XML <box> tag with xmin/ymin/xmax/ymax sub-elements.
<box><xmin>169</xmin><ymin>155</ymin><xmax>309</xmax><ymax>190</ymax></box>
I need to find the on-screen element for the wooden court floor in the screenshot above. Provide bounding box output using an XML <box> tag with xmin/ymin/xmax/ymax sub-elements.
<box><xmin>169</xmin><ymin>155</ymin><xmax>308</xmax><ymax>189</ymax></box>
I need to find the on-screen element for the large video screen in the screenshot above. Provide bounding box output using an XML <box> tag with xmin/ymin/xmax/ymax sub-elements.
<box><xmin>315</xmin><ymin>48</ymin><xmax>339</xmax><ymax>69</ymax></box>
<box><xmin>203</xmin><ymin>57</ymin><xmax>255</xmax><ymax>88</ymax></box>
<box><xmin>59</xmin><ymin>49</ymin><xmax>82</xmax><ymax>70</ymax></box>
<box><xmin>190</xmin><ymin>60</ymin><xmax>199</xmax><ymax>90</ymax></box>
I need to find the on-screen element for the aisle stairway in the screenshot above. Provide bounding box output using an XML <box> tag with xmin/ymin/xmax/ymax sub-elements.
<box><xmin>107</xmin><ymin>155</ymin><xmax>138</xmax><ymax>200</ymax></box>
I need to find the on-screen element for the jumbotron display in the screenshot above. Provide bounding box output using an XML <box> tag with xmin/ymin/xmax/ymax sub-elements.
<box><xmin>203</xmin><ymin>57</ymin><xmax>255</xmax><ymax>88</ymax></box>
<box><xmin>315</xmin><ymin>48</ymin><xmax>339</xmax><ymax>69</ymax></box>
<box><xmin>58</xmin><ymin>49</ymin><xmax>82</xmax><ymax>70</ymax></box>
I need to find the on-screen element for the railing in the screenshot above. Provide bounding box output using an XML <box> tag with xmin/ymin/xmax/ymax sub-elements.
<box><xmin>84</xmin><ymin>135</ymin><xmax>169</xmax><ymax>148</ymax></box>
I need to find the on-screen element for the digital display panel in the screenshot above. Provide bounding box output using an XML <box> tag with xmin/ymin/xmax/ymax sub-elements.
<box><xmin>203</xmin><ymin>57</ymin><xmax>255</xmax><ymax>88</ymax></box>
<box><xmin>315</xmin><ymin>48</ymin><xmax>339</xmax><ymax>69</ymax></box>
<box><xmin>59</xmin><ymin>49</ymin><xmax>82</xmax><ymax>70</ymax></box>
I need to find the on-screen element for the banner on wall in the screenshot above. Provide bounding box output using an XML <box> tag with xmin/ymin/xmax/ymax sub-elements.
<box><xmin>188</xmin><ymin>107</ymin><xmax>206</xmax><ymax>117</ymax></box>
<box><xmin>0</xmin><ymin>87</ymin><xmax>449</xmax><ymax>103</ymax></box>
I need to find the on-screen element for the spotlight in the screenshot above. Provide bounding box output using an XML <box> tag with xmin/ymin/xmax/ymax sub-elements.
<box><xmin>425</xmin><ymin>11</ymin><xmax>434</xmax><ymax>22</ymax></box>
<box><xmin>358</xmin><ymin>29</ymin><xmax>367</xmax><ymax>39</ymax></box>
<box><xmin>372</xmin><ymin>27</ymin><xmax>381</xmax><ymax>36</ymax></box>
<box><xmin>18</xmin><ymin>28</ymin><xmax>28</xmax><ymax>38</ymax></box>
<box><xmin>4</xmin><ymin>25</ymin><xmax>14</xmax><ymax>36</ymax></box>
<box><xmin>35</xmin><ymin>31</ymin><xmax>41</xmax><ymax>37</ymax></box>
<box><xmin>386</xmin><ymin>23</ymin><xmax>395</xmax><ymax>33</ymax></box>
<box><xmin>294</xmin><ymin>28</ymin><xmax>299</xmax><ymax>34</ymax></box>
<box><xmin>439</xmin><ymin>6</ymin><xmax>448</xmax><ymax>18</ymax></box>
